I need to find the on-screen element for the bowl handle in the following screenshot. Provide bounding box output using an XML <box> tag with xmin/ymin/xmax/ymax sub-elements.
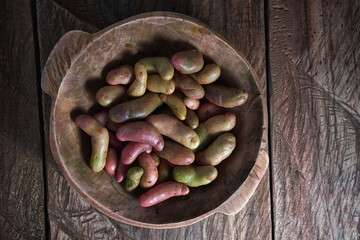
<box><xmin>41</xmin><ymin>30</ymin><xmax>92</xmax><ymax>99</ymax></box>
<box><xmin>217</xmin><ymin>148</ymin><xmax>269</xmax><ymax>215</ymax></box>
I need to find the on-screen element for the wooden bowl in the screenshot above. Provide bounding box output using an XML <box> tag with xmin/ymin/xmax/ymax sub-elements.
<box><xmin>41</xmin><ymin>12</ymin><xmax>268</xmax><ymax>228</ymax></box>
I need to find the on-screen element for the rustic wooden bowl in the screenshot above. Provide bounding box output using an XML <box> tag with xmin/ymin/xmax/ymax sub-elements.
<box><xmin>41</xmin><ymin>12</ymin><xmax>268</xmax><ymax>229</ymax></box>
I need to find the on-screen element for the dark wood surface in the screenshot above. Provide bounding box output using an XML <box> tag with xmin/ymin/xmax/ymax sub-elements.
<box><xmin>0</xmin><ymin>0</ymin><xmax>45</xmax><ymax>239</ymax></box>
<box><xmin>0</xmin><ymin>0</ymin><xmax>358</xmax><ymax>239</ymax></box>
<box><xmin>269</xmin><ymin>0</ymin><xmax>360</xmax><ymax>239</ymax></box>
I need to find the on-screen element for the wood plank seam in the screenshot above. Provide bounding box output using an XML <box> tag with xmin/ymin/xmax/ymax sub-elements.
<box><xmin>30</xmin><ymin>0</ymin><xmax>50</xmax><ymax>239</ymax></box>
<box><xmin>264</xmin><ymin>0</ymin><xmax>276</xmax><ymax>240</ymax></box>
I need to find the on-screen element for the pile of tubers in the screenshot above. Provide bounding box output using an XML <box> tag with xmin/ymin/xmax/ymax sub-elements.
<box><xmin>75</xmin><ymin>50</ymin><xmax>248</xmax><ymax>207</ymax></box>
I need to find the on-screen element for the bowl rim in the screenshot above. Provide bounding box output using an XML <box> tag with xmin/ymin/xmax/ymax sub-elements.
<box><xmin>45</xmin><ymin>11</ymin><xmax>269</xmax><ymax>229</ymax></box>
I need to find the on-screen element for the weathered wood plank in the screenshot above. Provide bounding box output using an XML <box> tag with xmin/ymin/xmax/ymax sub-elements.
<box><xmin>37</xmin><ymin>0</ymin><xmax>271</xmax><ymax>239</ymax></box>
<box><xmin>269</xmin><ymin>0</ymin><xmax>360</xmax><ymax>239</ymax></box>
<box><xmin>0</xmin><ymin>0</ymin><xmax>45</xmax><ymax>239</ymax></box>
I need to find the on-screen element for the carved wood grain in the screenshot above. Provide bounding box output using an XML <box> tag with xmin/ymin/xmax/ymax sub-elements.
<box><xmin>37</xmin><ymin>0</ymin><xmax>271</xmax><ymax>239</ymax></box>
<box><xmin>269</xmin><ymin>0</ymin><xmax>360</xmax><ymax>239</ymax></box>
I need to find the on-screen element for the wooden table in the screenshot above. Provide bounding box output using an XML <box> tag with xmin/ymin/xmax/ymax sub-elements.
<box><xmin>1</xmin><ymin>0</ymin><xmax>359</xmax><ymax>239</ymax></box>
